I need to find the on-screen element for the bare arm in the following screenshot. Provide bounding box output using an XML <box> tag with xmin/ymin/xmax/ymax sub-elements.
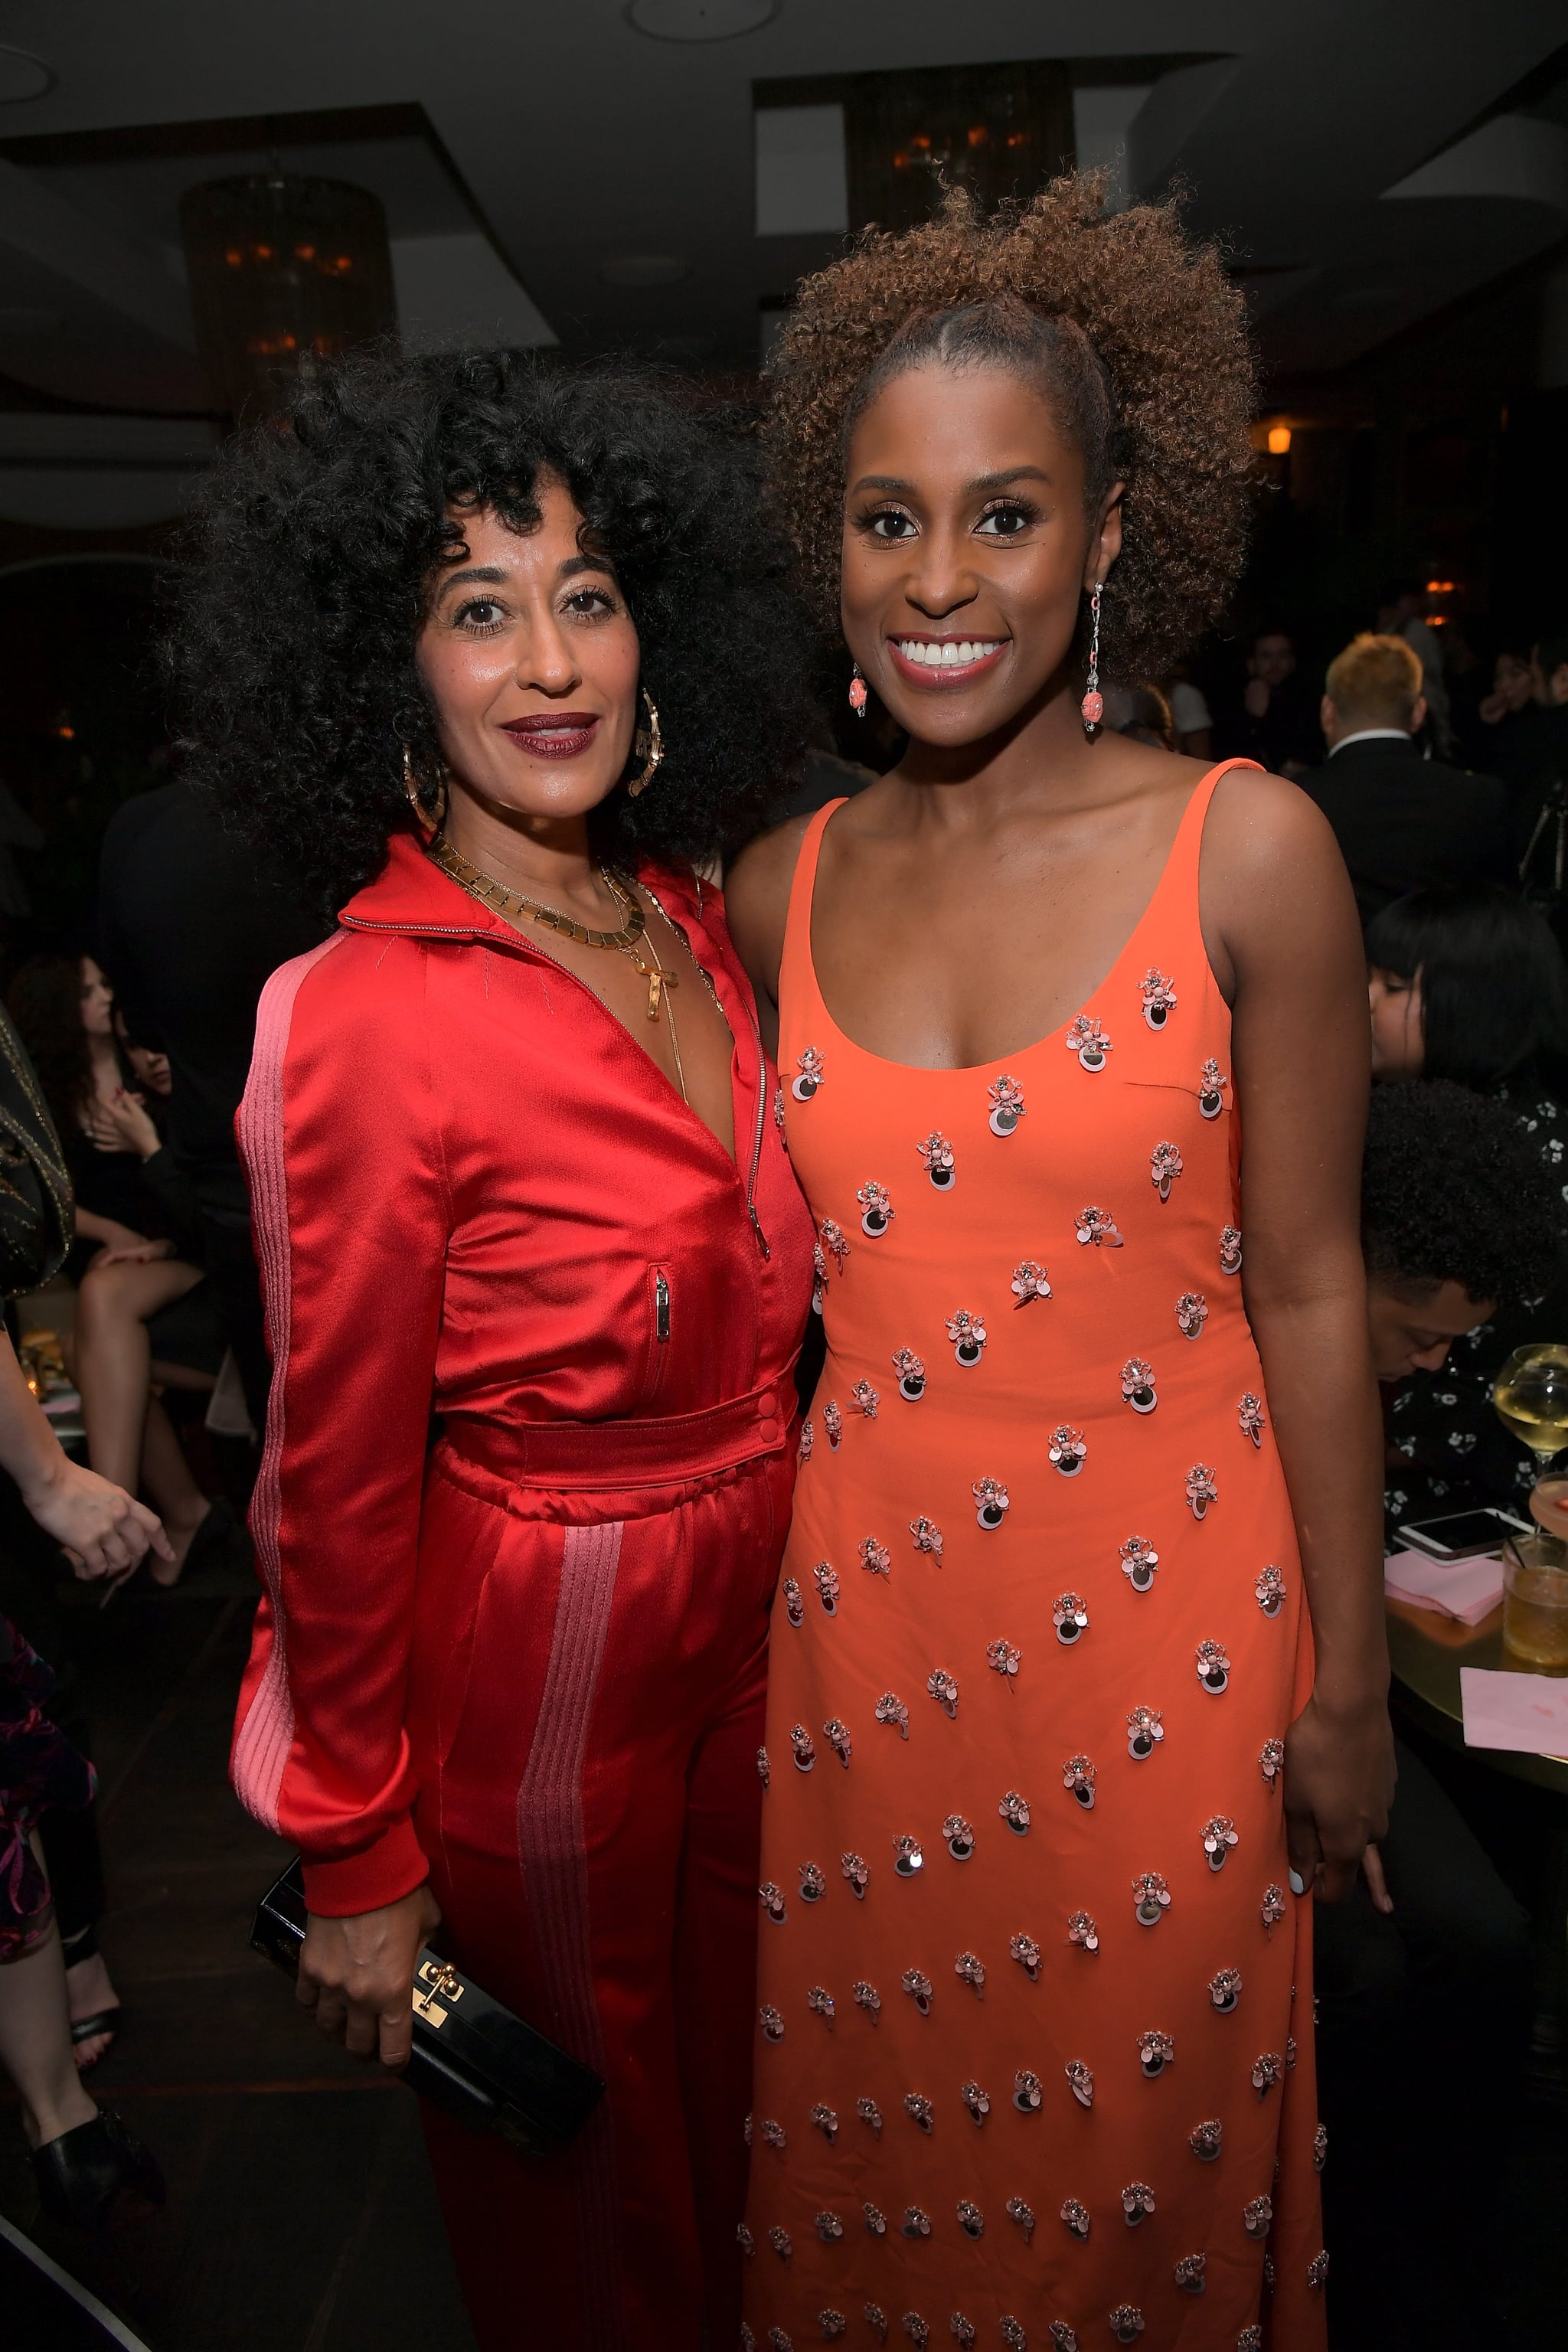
<box><xmin>1205</xmin><ymin>773</ymin><xmax>1393</xmax><ymax>1900</ymax></box>
<box><xmin>0</xmin><ymin>1333</ymin><xmax>171</xmax><ymax>1576</ymax></box>
<box><xmin>723</xmin><ymin>812</ymin><xmax>812</xmax><ymax>1057</ymax></box>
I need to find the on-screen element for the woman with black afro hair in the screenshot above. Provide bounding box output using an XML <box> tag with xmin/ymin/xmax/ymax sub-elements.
<box><xmin>727</xmin><ymin>176</ymin><xmax>1392</xmax><ymax>2351</ymax></box>
<box><xmin>170</xmin><ymin>348</ymin><xmax>819</xmax><ymax>2349</ymax></box>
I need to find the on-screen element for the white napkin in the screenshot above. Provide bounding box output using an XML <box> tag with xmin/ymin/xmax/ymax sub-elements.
<box><xmin>1383</xmin><ymin>1548</ymin><xmax>1504</xmax><ymax>1627</ymax></box>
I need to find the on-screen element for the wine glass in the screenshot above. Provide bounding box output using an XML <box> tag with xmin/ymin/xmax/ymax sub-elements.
<box><xmin>1491</xmin><ymin>1344</ymin><xmax>1568</xmax><ymax>1482</ymax></box>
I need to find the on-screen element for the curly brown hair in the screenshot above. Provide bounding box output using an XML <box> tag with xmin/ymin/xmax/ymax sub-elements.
<box><xmin>764</xmin><ymin>173</ymin><xmax>1256</xmax><ymax>679</ymax></box>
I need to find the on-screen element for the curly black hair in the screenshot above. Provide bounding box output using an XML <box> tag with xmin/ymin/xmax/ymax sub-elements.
<box><xmin>168</xmin><ymin>348</ymin><xmax>819</xmax><ymax>911</ymax></box>
<box><xmin>1362</xmin><ymin>1079</ymin><xmax>1563</xmax><ymax>1305</ymax></box>
<box><xmin>764</xmin><ymin>173</ymin><xmax>1256</xmax><ymax>678</ymax></box>
<box><xmin>6</xmin><ymin>954</ymin><xmax>94</xmax><ymax>1142</ymax></box>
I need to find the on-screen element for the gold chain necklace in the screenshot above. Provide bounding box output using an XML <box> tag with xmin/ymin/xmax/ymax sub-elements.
<box><xmin>428</xmin><ymin>834</ymin><xmax>690</xmax><ymax>1098</ymax></box>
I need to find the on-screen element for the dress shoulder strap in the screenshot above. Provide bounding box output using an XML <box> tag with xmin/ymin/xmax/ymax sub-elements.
<box><xmin>778</xmin><ymin>797</ymin><xmax>846</xmax><ymax>1026</ymax></box>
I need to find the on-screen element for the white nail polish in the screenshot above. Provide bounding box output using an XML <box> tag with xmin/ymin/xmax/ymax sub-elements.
<box><xmin>1288</xmin><ymin>1867</ymin><xmax>1306</xmax><ymax>1896</ymax></box>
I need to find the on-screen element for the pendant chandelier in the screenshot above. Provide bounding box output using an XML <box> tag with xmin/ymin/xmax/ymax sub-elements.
<box><xmin>179</xmin><ymin>174</ymin><xmax>397</xmax><ymax>420</ymax></box>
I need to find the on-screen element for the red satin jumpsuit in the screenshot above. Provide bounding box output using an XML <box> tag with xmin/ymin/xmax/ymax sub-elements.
<box><xmin>230</xmin><ymin>831</ymin><xmax>815</xmax><ymax>2349</ymax></box>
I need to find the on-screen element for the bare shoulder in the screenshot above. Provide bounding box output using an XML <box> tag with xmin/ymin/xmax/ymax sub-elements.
<box><xmin>724</xmin><ymin>811</ymin><xmax>815</xmax><ymax>1007</ymax></box>
<box><xmin>1200</xmin><ymin>766</ymin><xmax>1360</xmax><ymax>991</ymax></box>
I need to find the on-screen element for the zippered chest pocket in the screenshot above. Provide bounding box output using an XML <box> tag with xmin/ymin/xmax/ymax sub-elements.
<box><xmin>640</xmin><ymin>1263</ymin><xmax>671</xmax><ymax>1407</ymax></box>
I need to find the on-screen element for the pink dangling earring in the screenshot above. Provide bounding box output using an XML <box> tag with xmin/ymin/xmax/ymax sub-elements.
<box><xmin>1081</xmin><ymin>582</ymin><xmax>1104</xmax><ymax>733</ymax></box>
<box><xmin>848</xmin><ymin>662</ymin><xmax>868</xmax><ymax>718</ymax></box>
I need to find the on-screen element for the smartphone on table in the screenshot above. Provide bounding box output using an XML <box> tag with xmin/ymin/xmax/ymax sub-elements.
<box><xmin>1396</xmin><ymin>1506</ymin><xmax>1533</xmax><ymax>1561</ymax></box>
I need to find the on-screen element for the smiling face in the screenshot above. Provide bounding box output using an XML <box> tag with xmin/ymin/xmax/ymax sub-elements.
<box><xmin>414</xmin><ymin>479</ymin><xmax>642</xmax><ymax>829</ymax></box>
<box><xmin>1369</xmin><ymin>965</ymin><xmax>1424</xmax><ymax>1079</ymax></box>
<box><xmin>839</xmin><ymin>363</ymin><xmax>1122</xmax><ymax>752</ymax></box>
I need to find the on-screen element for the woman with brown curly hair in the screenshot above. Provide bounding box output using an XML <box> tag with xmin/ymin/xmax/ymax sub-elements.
<box><xmin>727</xmin><ymin>178</ymin><xmax>1391</xmax><ymax>2351</ymax></box>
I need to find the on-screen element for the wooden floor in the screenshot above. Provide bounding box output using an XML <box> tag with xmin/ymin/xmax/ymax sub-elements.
<box><xmin>0</xmin><ymin>1568</ymin><xmax>476</xmax><ymax>2352</ymax></box>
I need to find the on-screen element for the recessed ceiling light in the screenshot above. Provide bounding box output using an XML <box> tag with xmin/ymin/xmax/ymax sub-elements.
<box><xmin>625</xmin><ymin>1</ymin><xmax>777</xmax><ymax>41</ymax></box>
<box><xmin>0</xmin><ymin>45</ymin><xmax>54</xmax><ymax>102</ymax></box>
<box><xmin>599</xmin><ymin>255</ymin><xmax>692</xmax><ymax>287</ymax></box>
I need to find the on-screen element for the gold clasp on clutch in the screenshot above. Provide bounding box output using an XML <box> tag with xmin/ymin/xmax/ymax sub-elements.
<box><xmin>411</xmin><ymin>1984</ymin><xmax>446</xmax><ymax>2026</ymax></box>
<box><xmin>413</xmin><ymin>1959</ymin><xmax>465</xmax><ymax>2022</ymax></box>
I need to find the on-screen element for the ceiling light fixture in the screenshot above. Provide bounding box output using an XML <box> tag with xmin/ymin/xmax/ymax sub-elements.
<box><xmin>0</xmin><ymin>45</ymin><xmax>54</xmax><ymax>103</ymax></box>
<box><xmin>1266</xmin><ymin>425</ymin><xmax>1292</xmax><ymax>455</ymax></box>
<box><xmin>599</xmin><ymin>255</ymin><xmax>692</xmax><ymax>287</ymax></box>
<box><xmin>625</xmin><ymin>1</ymin><xmax>777</xmax><ymax>41</ymax></box>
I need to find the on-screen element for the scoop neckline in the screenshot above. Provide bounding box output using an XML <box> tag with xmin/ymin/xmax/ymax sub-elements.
<box><xmin>801</xmin><ymin>768</ymin><xmax>1220</xmax><ymax>1080</ymax></box>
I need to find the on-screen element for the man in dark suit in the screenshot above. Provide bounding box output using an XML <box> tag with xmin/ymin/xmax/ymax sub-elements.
<box><xmin>1299</xmin><ymin>632</ymin><xmax>1514</xmax><ymax>929</ymax></box>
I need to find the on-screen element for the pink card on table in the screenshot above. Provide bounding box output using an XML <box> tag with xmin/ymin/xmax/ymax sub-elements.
<box><xmin>1383</xmin><ymin>1549</ymin><xmax>1504</xmax><ymax>1626</ymax></box>
<box><xmin>1460</xmin><ymin>1667</ymin><xmax>1568</xmax><ymax>1756</ymax></box>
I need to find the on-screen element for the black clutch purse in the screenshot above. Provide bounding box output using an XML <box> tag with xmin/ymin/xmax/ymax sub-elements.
<box><xmin>250</xmin><ymin>1860</ymin><xmax>603</xmax><ymax>2157</ymax></box>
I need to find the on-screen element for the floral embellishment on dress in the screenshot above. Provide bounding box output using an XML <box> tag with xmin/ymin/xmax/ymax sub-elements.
<box><xmin>818</xmin><ymin>2313</ymin><xmax>846</xmax><ymax>2341</ymax></box>
<box><xmin>1141</xmin><ymin>967</ymin><xmax>1177</xmax><ymax>1030</ymax></box>
<box><xmin>1127</xmin><ymin>1705</ymin><xmax>1164</xmax><ymax>1760</ymax></box>
<box><xmin>792</xmin><ymin>1045</ymin><xmax>825</xmax><ymax>1102</ymax></box>
<box><xmin>815</xmin><ymin>2210</ymin><xmax>844</xmax><ymax>2243</ymax></box>
<box><xmin>815</xmin><ymin>1563</ymin><xmax>841</xmax><ymax>1616</ymax></box>
<box><xmin>1239</xmin><ymin>1390</ymin><xmax>1265</xmax><ymax>1445</ymax></box>
<box><xmin>1109</xmin><ymin>2306</ymin><xmax>1145</xmax><ymax>2343</ymax></box>
<box><xmin>1175</xmin><ymin>1290</ymin><xmax>1208</xmax><ymax>1338</ymax></box>
<box><xmin>1174</xmin><ymin>2253</ymin><xmax>1205</xmax><ymax>2295</ymax></box>
<box><xmin>1050</xmin><ymin>1423</ymin><xmax>1087</xmax><ymax>1476</ymax></box>
<box><xmin>988</xmin><ymin>1075</ymin><xmax>1026</xmax><ymax>1136</ymax></box>
<box><xmin>1067</xmin><ymin>1913</ymin><xmax>1099</xmax><ymax>1956</ymax></box>
<box><xmin>1122</xmin><ymin>1358</ymin><xmax>1157</xmax><ymax>1413</ymax></box>
<box><xmin>903</xmin><ymin>2092</ymin><xmax>934</xmax><ymax>2133</ymax></box>
<box><xmin>756</xmin><ymin>1746</ymin><xmax>769</xmax><ymax>1790</ymax></box>
<box><xmin>1251</xmin><ymin>2053</ymin><xmax>1283</xmax><ymax>2099</ymax></box>
<box><xmin>759</xmin><ymin>1880</ymin><xmax>786</xmax><ymax>1924</ymax></box>
<box><xmin>860</xmin><ymin>1535</ymin><xmax>891</xmax><ymax>1577</ymax></box>
<box><xmin>1314</xmin><ymin>2123</ymin><xmax>1328</xmax><ymax>2171</ymax></box>
<box><xmin>973</xmin><ymin>1477</ymin><xmax>1009</xmax><ymax>1530</ymax></box>
<box><xmin>1198</xmin><ymin>1056</ymin><xmax>1227</xmax><ymax>1118</ymax></box>
<box><xmin>1011</xmin><ymin>1258</ymin><xmax>1051</xmax><ymax>1303</ymax></box>
<box><xmin>1053</xmin><ymin>1590</ymin><xmax>1089</xmax><ymax>1645</ymax></box>
<box><xmin>1062</xmin><ymin>1753</ymin><xmax>1096</xmax><ymax>1809</ymax></box>
<box><xmin>759</xmin><ymin>2003</ymin><xmax>785</xmax><ymax>2043</ymax></box>
<box><xmin>901</xmin><ymin>2308</ymin><xmax>930</xmax><ymax>2344</ymax></box>
<box><xmin>893</xmin><ymin>1836</ymin><xmax>924</xmax><ymax>1880</ymax></box>
<box><xmin>955</xmin><ymin>1951</ymin><xmax>986</xmax><ymax>1998</ymax></box>
<box><xmin>950</xmin><ymin>2318</ymin><xmax>977</xmax><ymax>2351</ymax></box>
<box><xmin>848</xmin><ymin>1380</ymin><xmax>879</xmax><ymax>1419</ymax></box>
<box><xmin>1190</xmin><ymin>2118</ymin><xmax>1222</xmax><ymax>2161</ymax></box>
<box><xmin>772</xmin><ymin>1086</ymin><xmax>786</xmax><ymax>1135</ymax></box>
<box><xmin>782</xmin><ymin>1577</ymin><xmax>803</xmax><ymax>1628</ymax></box>
<box><xmin>1011</xmin><ymin>1930</ymin><xmax>1044</xmax><ymax>1979</ymax></box>
<box><xmin>1066</xmin><ymin>1013</ymin><xmax>1112</xmax><ymax>1072</ymax></box>
<box><xmin>893</xmin><ymin>1347</ymin><xmax>926</xmax><ymax>1401</ymax></box>
<box><xmin>1307</xmin><ymin>2251</ymin><xmax>1330</xmax><ymax>2291</ymax></box>
<box><xmin>946</xmin><ymin>1308</ymin><xmax>987</xmax><ymax>1366</ymax></box>
<box><xmin>943</xmin><ymin>1812</ymin><xmax>975</xmax><ymax>1860</ymax></box>
<box><xmin>797</xmin><ymin>1418</ymin><xmax>813</xmax><ymax>1464</ymax></box>
<box><xmin>874</xmin><ymin>1691</ymin><xmax>910</xmax><ymax>1740</ymax></box>
<box><xmin>823</xmin><ymin>1714</ymin><xmax>851</xmax><ymax>1764</ymax></box>
<box><xmin>791</xmin><ymin>1725</ymin><xmax>815</xmax><ymax>1773</ymax></box>
<box><xmin>1243</xmin><ymin>2193</ymin><xmax>1273</xmax><ymax>2237</ymax></box>
<box><xmin>853</xmin><ymin>1981</ymin><xmax>882</xmax><ymax>2023</ymax></box>
<box><xmin>917</xmin><ymin>1130</ymin><xmax>956</xmax><ymax>1189</ymax></box>
<box><xmin>1121</xmin><ymin>2181</ymin><xmax>1155</xmax><ymax>2226</ymax></box>
<box><xmin>1203</xmin><ymin>1818</ymin><xmax>1239</xmax><ymax>1873</ymax></box>
<box><xmin>761</xmin><ymin>2122</ymin><xmax>787</xmax><ymax>2154</ymax></box>
<box><xmin>986</xmin><ymin>1635</ymin><xmax>1021</xmax><ymax>1682</ymax></box>
<box><xmin>1209</xmin><ymin>1967</ymin><xmax>1243</xmax><ymax>2014</ymax></box>
<box><xmin>1256</xmin><ymin>1562</ymin><xmax>1286</xmax><ymax>1616</ymax></box>
<box><xmin>1012</xmin><ymin>2067</ymin><xmax>1044</xmax><ymax>2114</ymax></box>
<box><xmin>799</xmin><ymin>1860</ymin><xmax>825</xmax><ymax>1903</ymax></box>
<box><xmin>862</xmin><ymin>2201</ymin><xmax>887</xmax><ymax>2234</ymax></box>
<box><xmin>1066</xmin><ymin>2060</ymin><xmax>1095</xmax><ymax>2109</ymax></box>
<box><xmin>1220</xmin><ymin>1223</ymin><xmax>1243</xmax><ymax>1274</ymax></box>
<box><xmin>999</xmin><ymin>1788</ymin><xmax>1032</xmax><ymax>1835</ymax></box>
<box><xmin>1151</xmin><ymin>1140</ymin><xmax>1183</xmax><ymax>1200</ymax></box>
<box><xmin>823</xmin><ymin>1399</ymin><xmax>842</xmax><ymax>1449</ymax></box>
<box><xmin>811</xmin><ymin>1242</ymin><xmax>827</xmax><ymax>1315</ymax></box>
<box><xmin>1056</xmin><ymin>2198</ymin><xmax>1085</xmax><ymax>2243</ymax></box>
<box><xmin>805</xmin><ymin>1984</ymin><xmax>835</xmax><ymax>2024</ymax></box>
<box><xmin>962</xmin><ymin>2079</ymin><xmax>991</xmax><ymax>2125</ymax></box>
<box><xmin>956</xmin><ymin>2200</ymin><xmax>985</xmax><ymax>2241</ymax></box>
<box><xmin>1120</xmin><ymin>1535</ymin><xmax>1159</xmax><ymax>1591</ymax></box>
<box><xmin>1133</xmin><ymin>1870</ymin><xmax>1171</xmax><ymax>1926</ymax></box>
<box><xmin>910</xmin><ymin>1513</ymin><xmax>944</xmax><ymax>1557</ymax></box>
<box><xmin>926</xmin><ymin>1668</ymin><xmax>959</xmax><ymax>1720</ymax></box>
<box><xmin>1262</xmin><ymin>1883</ymin><xmax>1286</xmax><ymax>1932</ymax></box>
<box><xmin>857</xmin><ymin>1180</ymin><xmax>893</xmax><ymax>1238</ymax></box>
<box><xmin>1138</xmin><ymin>2027</ymin><xmax>1174</xmax><ymax>2077</ymax></box>
<box><xmin>841</xmin><ymin>1850</ymin><xmax>869</xmax><ymax>1898</ymax></box>
<box><xmin>819</xmin><ymin>1217</ymin><xmax>850</xmax><ymax>1272</ymax></box>
<box><xmin>1238</xmin><ymin>2330</ymin><xmax>1263</xmax><ymax>2352</ymax></box>
<box><xmin>1186</xmin><ymin>1462</ymin><xmax>1218</xmax><ymax>1519</ymax></box>
<box><xmin>1259</xmin><ymin>1736</ymin><xmax>1285</xmax><ymax>1785</ymax></box>
<box><xmin>1076</xmin><ymin>1202</ymin><xmax>1123</xmax><ymax>1246</ymax></box>
<box><xmin>857</xmin><ymin>2096</ymin><xmax>883</xmax><ymax>2134</ymax></box>
<box><xmin>901</xmin><ymin>1967</ymin><xmax>933</xmax><ymax>2014</ymax></box>
<box><xmin>1196</xmin><ymin>1638</ymin><xmax>1231</xmax><ymax>1694</ymax></box>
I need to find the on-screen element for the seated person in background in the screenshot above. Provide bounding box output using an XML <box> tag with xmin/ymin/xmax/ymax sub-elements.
<box><xmin>1212</xmin><ymin>622</ymin><xmax>1322</xmax><ymax>773</ymax></box>
<box><xmin>1161</xmin><ymin>665</ymin><xmax>1212</xmax><ymax>756</ymax></box>
<box><xmin>1300</xmin><ymin>633</ymin><xmax>1512</xmax><ymax>927</ymax></box>
<box><xmin>1317</xmin><ymin>1077</ymin><xmax>1553</xmax><ymax>2350</ymax></box>
<box><xmin>1366</xmin><ymin>880</ymin><xmax>1568</xmax><ymax>1515</ymax></box>
<box><xmin>5</xmin><ymin>954</ymin><xmax>237</xmax><ymax>1585</ymax></box>
<box><xmin>1102</xmin><ymin>679</ymin><xmax>1174</xmax><ymax>751</ymax></box>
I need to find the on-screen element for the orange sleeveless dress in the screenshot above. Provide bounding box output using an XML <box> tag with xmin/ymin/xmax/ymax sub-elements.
<box><xmin>743</xmin><ymin>767</ymin><xmax>1327</xmax><ymax>2352</ymax></box>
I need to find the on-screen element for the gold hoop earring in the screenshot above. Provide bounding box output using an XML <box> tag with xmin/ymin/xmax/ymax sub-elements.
<box><xmin>402</xmin><ymin>743</ymin><xmax>447</xmax><ymax>839</ymax></box>
<box><xmin>627</xmin><ymin>688</ymin><xmax>664</xmax><ymax>799</ymax></box>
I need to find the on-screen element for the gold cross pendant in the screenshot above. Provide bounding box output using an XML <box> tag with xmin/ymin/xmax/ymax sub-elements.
<box><xmin>634</xmin><ymin>958</ymin><xmax>676</xmax><ymax>1022</ymax></box>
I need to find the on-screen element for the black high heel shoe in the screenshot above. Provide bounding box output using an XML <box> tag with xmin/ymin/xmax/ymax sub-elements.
<box><xmin>32</xmin><ymin>2105</ymin><xmax>165</xmax><ymax>2230</ymax></box>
